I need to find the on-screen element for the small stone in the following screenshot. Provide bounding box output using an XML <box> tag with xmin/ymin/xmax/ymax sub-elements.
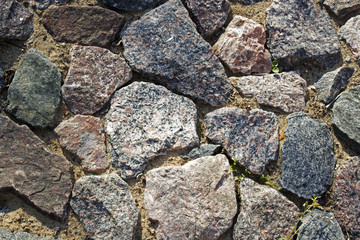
<box><xmin>71</xmin><ymin>174</ymin><xmax>139</xmax><ymax>240</ymax></box>
<box><xmin>0</xmin><ymin>227</ymin><xmax>63</xmax><ymax>240</ymax></box>
<box><xmin>280</xmin><ymin>112</ymin><xmax>336</xmax><ymax>199</ymax></box>
<box><xmin>7</xmin><ymin>48</ymin><xmax>61</xmax><ymax>128</ymax></box>
<box><xmin>238</xmin><ymin>0</ymin><xmax>266</xmax><ymax>4</ymax></box>
<box><xmin>186</xmin><ymin>144</ymin><xmax>222</xmax><ymax>160</ymax></box>
<box><xmin>33</xmin><ymin>0</ymin><xmax>67</xmax><ymax>10</ymax></box>
<box><xmin>233</xmin><ymin>178</ymin><xmax>300</xmax><ymax>240</ymax></box>
<box><xmin>0</xmin><ymin>67</ymin><xmax>4</xmax><ymax>88</ymax></box>
<box><xmin>345</xmin><ymin>55</ymin><xmax>351</xmax><ymax>63</ymax></box>
<box><xmin>338</xmin><ymin>16</ymin><xmax>360</xmax><ymax>65</ymax></box>
<box><xmin>144</xmin><ymin>154</ymin><xmax>237</xmax><ymax>240</ymax></box>
<box><xmin>205</xmin><ymin>107</ymin><xmax>279</xmax><ymax>174</ymax></box>
<box><xmin>214</xmin><ymin>15</ymin><xmax>271</xmax><ymax>75</ymax></box>
<box><xmin>100</xmin><ymin>0</ymin><xmax>162</xmax><ymax>10</ymax></box>
<box><xmin>324</xmin><ymin>0</ymin><xmax>360</xmax><ymax>19</ymax></box>
<box><xmin>62</xmin><ymin>45</ymin><xmax>132</xmax><ymax>115</ymax></box>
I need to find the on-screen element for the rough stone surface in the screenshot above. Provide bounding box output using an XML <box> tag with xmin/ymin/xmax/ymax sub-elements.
<box><xmin>233</xmin><ymin>178</ymin><xmax>300</xmax><ymax>240</ymax></box>
<box><xmin>230</xmin><ymin>72</ymin><xmax>307</xmax><ymax>113</ymax></box>
<box><xmin>55</xmin><ymin>115</ymin><xmax>109</xmax><ymax>173</ymax></box>
<box><xmin>0</xmin><ymin>114</ymin><xmax>72</xmax><ymax>221</ymax></box>
<box><xmin>105</xmin><ymin>82</ymin><xmax>199</xmax><ymax>179</ymax></box>
<box><xmin>71</xmin><ymin>174</ymin><xmax>139</xmax><ymax>240</ymax></box>
<box><xmin>338</xmin><ymin>16</ymin><xmax>360</xmax><ymax>65</ymax></box>
<box><xmin>100</xmin><ymin>0</ymin><xmax>162</xmax><ymax>10</ymax></box>
<box><xmin>266</xmin><ymin>0</ymin><xmax>341</xmax><ymax>70</ymax></box>
<box><xmin>324</xmin><ymin>0</ymin><xmax>360</xmax><ymax>19</ymax></box>
<box><xmin>145</xmin><ymin>154</ymin><xmax>237</xmax><ymax>240</ymax></box>
<box><xmin>213</xmin><ymin>15</ymin><xmax>271</xmax><ymax>75</ymax></box>
<box><xmin>0</xmin><ymin>227</ymin><xmax>63</xmax><ymax>240</ymax></box>
<box><xmin>122</xmin><ymin>0</ymin><xmax>233</xmax><ymax>106</ymax></box>
<box><xmin>205</xmin><ymin>107</ymin><xmax>278</xmax><ymax>174</ymax></box>
<box><xmin>186</xmin><ymin>144</ymin><xmax>222</xmax><ymax>160</ymax></box>
<box><xmin>238</xmin><ymin>0</ymin><xmax>266</xmax><ymax>4</ymax></box>
<box><xmin>280</xmin><ymin>112</ymin><xmax>336</xmax><ymax>199</ymax></box>
<box><xmin>0</xmin><ymin>67</ymin><xmax>4</xmax><ymax>88</ymax></box>
<box><xmin>7</xmin><ymin>49</ymin><xmax>61</xmax><ymax>128</ymax></box>
<box><xmin>33</xmin><ymin>0</ymin><xmax>66</xmax><ymax>10</ymax></box>
<box><xmin>62</xmin><ymin>45</ymin><xmax>132</xmax><ymax>115</ymax></box>
<box><xmin>42</xmin><ymin>6</ymin><xmax>124</xmax><ymax>47</ymax></box>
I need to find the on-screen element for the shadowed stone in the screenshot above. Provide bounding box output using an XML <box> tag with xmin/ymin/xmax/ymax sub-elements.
<box><xmin>238</xmin><ymin>0</ymin><xmax>266</xmax><ymax>4</ymax></box>
<box><xmin>33</xmin><ymin>0</ymin><xmax>66</xmax><ymax>10</ymax></box>
<box><xmin>0</xmin><ymin>68</ymin><xmax>4</xmax><ymax>89</ymax></box>
<box><xmin>100</xmin><ymin>0</ymin><xmax>162</xmax><ymax>10</ymax></box>
<box><xmin>0</xmin><ymin>227</ymin><xmax>63</xmax><ymax>240</ymax></box>
<box><xmin>324</xmin><ymin>0</ymin><xmax>360</xmax><ymax>19</ymax></box>
<box><xmin>338</xmin><ymin>16</ymin><xmax>360</xmax><ymax>65</ymax></box>
<box><xmin>186</xmin><ymin>144</ymin><xmax>222</xmax><ymax>160</ymax></box>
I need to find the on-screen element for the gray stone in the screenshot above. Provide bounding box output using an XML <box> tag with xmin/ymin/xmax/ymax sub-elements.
<box><xmin>144</xmin><ymin>154</ymin><xmax>237</xmax><ymax>240</ymax></box>
<box><xmin>238</xmin><ymin>0</ymin><xmax>266</xmax><ymax>4</ymax></box>
<box><xmin>0</xmin><ymin>67</ymin><xmax>4</xmax><ymax>88</ymax></box>
<box><xmin>71</xmin><ymin>174</ymin><xmax>139</xmax><ymax>240</ymax></box>
<box><xmin>122</xmin><ymin>0</ymin><xmax>233</xmax><ymax>106</ymax></box>
<box><xmin>33</xmin><ymin>0</ymin><xmax>67</xmax><ymax>10</ymax></box>
<box><xmin>324</xmin><ymin>0</ymin><xmax>360</xmax><ymax>19</ymax></box>
<box><xmin>233</xmin><ymin>178</ymin><xmax>300</xmax><ymax>240</ymax></box>
<box><xmin>338</xmin><ymin>16</ymin><xmax>360</xmax><ymax>65</ymax></box>
<box><xmin>100</xmin><ymin>0</ymin><xmax>162</xmax><ymax>10</ymax></box>
<box><xmin>205</xmin><ymin>107</ymin><xmax>278</xmax><ymax>175</ymax></box>
<box><xmin>186</xmin><ymin>144</ymin><xmax>222</xmax><ymax>160</ymax></box>
<box><xmin>230</xmin><ymin>72</ymin><xmax>307</xmax><ymax>113</ymax></box>
<box><xmin>105</xmin><ymin>82</ymin><xmax>199</xmax><ymax>179</ymax></box>
<box><xmin>7</xmin><ymin>48</ymin><xmax>61</xmax><ymax>128</ymax></box>
<box><xmin>266</xmin><ymin>0</ymin><xmax>341</xmax><ymax>70</ymax></box>
<box><xmin>0</xmin><ymin>227</ymin><xmax>63</xmax><ymax>240</ymax></box>
<box><xmin>280</xmin><ymin>112</ymin><xmax>336</xmax><ymax>199</ymax></box>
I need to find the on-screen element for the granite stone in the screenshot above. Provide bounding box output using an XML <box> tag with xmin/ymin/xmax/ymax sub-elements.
<box><xmin>338</xmin><ymin>16</ymin><xmax>360</xmax><ymax>65</ymax></box>
<box><xmin>0</xmin><ymin>227</ymin><xmax>62</xmax><ymax>240</ymax></box>
<box><xmin>100</xmin><ymin>0</ymin><xmax>162</xmax><ymax>10</ymax></box>
<box><xmin>186</xmin><ymin>144</ymin><xmax>222</xmax><ymax>160</ymax></box>
<box><xmin>324</xmin><ymin>0</ymin><xmax>360</xmax><ymax>19</ymax></box>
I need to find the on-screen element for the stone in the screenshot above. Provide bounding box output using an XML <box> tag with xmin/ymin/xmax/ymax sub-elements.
<box><xmin>144</xmin><ymin>154</ymin><xmax>237</xmax><ymax>240</ymax></box>
<box><xmin>338</xmin><ymin>16</ymin><xmax>360</xmax><ymax>65</ymax></box>
<box><xmin>0</xmin><ymin>114</ymin><xmax>72</xmax><ymax>221</ymax></box>
<box><xmin>182</xmin><ymin>0</ymin><xmax>230</xmax><ymax>37</ymax></box>
<box><xmin>100</xmin><ymin>0</ymin><xmax>162</xmax><ymax>10</ymax></box>
<box><xmin>0</xmin><ymin>227</ymin><xmax>63</xmax><ymax>240</ymax></box>
<box><xmin>324</xmin><ymin>0</ymin><xmax>360</xmax><ymax>19</ymax></box>
<box><xmin>55</xmin><ymin>115</ymin><xmax>109</xmax><ymax>173</ymax></box>
<box><xmin>7</xmin><ymin>48</ymin><xmax>61</xmax><ymax>128</ymax></box>
<box><xmin>314</xmin><ymin>66</ymin><xmax>354</xmax><ymax>104</ymax></box>
<box><xmin>233</xmin><ymin>178</ymin><xmax>300</xmax><ymax>240</ymax></box>
<box><xmin>213</xmin><ymin>15</ymin><xmax>272</xmax><ymax>75</ymax></box>
<box><xmin>71</xmin><ymin>174</ymin><xmax>139</xmax><ymax>240</ymax></box>
<box><xmin>33</xmin><ymin>0</ymin><xmax>67</xmax><ymax>10</ymax></box>
<box><xmin>62</xmin><ymin>45</ymin><xmax>132</xmax><ymax>115</ymax></box>
<box><xmin>105</xmin><ymin>82</ymin><xmax>199</xmax><ymax>179</ymax></box>
<box><xmin>186</xmin><ymin>144</ymin><xmax>222</xmax><ymax>160</ymax></box>
<box><xmin>122</xmin><ymin>0</ymin><xmax>233</xmax><ymax>106</ymax></box>
<box><xmin>230</xmin><ymin>72</ymin><xmax>307</xmax><ymax>113</ymax></box>
<box><xmin>205</xmin><ymin>107</ymin><xmax>278</xmax><ymax>175</ymax></box>
<box><xmin>0</xmin><ymin>0</ymin><xmax>33</xmax><ymax>41</ymax></box>
<box><xmin>333</xmin><ymin>156</ymin><xmax>360</xmax><ymax>239</ymax></box>
<box><xmin>297</xmin><ymin>209</ymin><xmax>345</xmax><ymax>240</ymax></box>
<box><xmin>280</xmin><ymin>112</ymin><xmax>336</xmax><ymax>199</ymax></box>
<box><xmin>0</xmin><ymin>67</ymin><xmax>4</xmax><ymax>89</ymax></box>
<box><xmin>238</xmin><ymin>0</ymin><xmax>266</xmax><ymax>4</ymax></box>
<box><xmin>266</xmin><ymin>0</ymin><xmax>341</xmax><ymax>70</ymax></box>
<box><xmin>42</xmin><ymin>6</ymin><xmax>124</xmax><ymax>47</ymax></box>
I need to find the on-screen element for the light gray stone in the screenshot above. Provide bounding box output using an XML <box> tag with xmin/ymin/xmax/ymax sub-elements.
<box><xmin>338</xmin><ymin>15</ymin><xmax>360</xmax><ymax>65</ymax></box>
<box><xmin>324</xmin><ymin>0</ymin><xmax>360</xmax><ymax>19</ymax></box>
<box><xmin>0</xmin><ymin>227</ymin><xmax>62</xmax><ymax>240</ymax></box>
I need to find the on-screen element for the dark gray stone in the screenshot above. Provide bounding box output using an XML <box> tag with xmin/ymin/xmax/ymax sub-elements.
<box><xmin>186</xmin><ymin>144</ymin><xmax>222</xmax><ymax>160</ymax></box>
<box><xmin>0</xmin><ymin>68</ymin><xmax>4</xmax><ymax>88</ymax></box>
<box><xmin>0</xmin><ymin>227</ymin><xmax>63</xmax><ymax>240</ymax></box>
<box><xmin>324</xmin><ymin>0</ymin><xmax>360</xmax><ymax>19</ymax></box>
<box><xmin>338</xmin><ymin>16</ymin><xmax>360</xmax><ymax>66</ymax></box>
<box><xmin>33</xmin><ymin>0</ymin><xmax>67</xmax><ymax>10</ymax></box>
<box><xmin>238</xmin><ymin>0</ymin><xmax>266</xmax><ymax>5</ymax></box>
<box><xmin>100</xmin><ymin>0</ymin><xmax>163</xmax><ymax>10</ymax></box>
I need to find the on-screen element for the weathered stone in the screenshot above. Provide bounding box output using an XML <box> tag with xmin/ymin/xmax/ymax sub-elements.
<box><xmin>33</xmin><ymin>0</ymin><xmax>66</xmax><ymax>10</ymax></box>
<box><xmin>7</xmin><ymin>49</ymin><xmax>61</xmax><ymax>128</ymax></box>
<box><xmin>238</xmin><ymin>0</ymin><xmax>266</xmax><ymax>4</ymax></box>
<box><xmin>186</xmin><ymin>144</ymin><xmax>222</xmax><ymax>160</ymax></box>
<box><xmin>100</xmin><ymin>0</ymin><xmax>162</xmax><ymax>10</ymax></box>
<box><xmin>122</xmin><ymin>0</ymin><xmax>233</xmax><ymax>106</ymax></box>
<box><xmin>230</xmin><ymin>72</ymin><xmax>307</xmax><ymax>113</ymax></box>
<box><xmin>71</xmin><ymin>174</ymin><xmax>139</xmax><ymax>240</ymax></box>
<box><xmin>145</xmin><ymin>154</ymin><xmax>237</xmax><ymax>240</ymax></box>
<box><xmin>62</xmin><ymin>45</ymin><xmax>132</xmax><ymax>115</ymax></box>
<box><xmin>0</xmin><ymin>227</ymin><xmax>63</xmax><ymax>240</ymax></box>
<box><xmin>213</xmin><ymin>15</ymin><xmax>271</xmax><ymax>75</ymax></box>
<box><xmin>0</xmin><ymin>0</ymin><xmax>33</xmax><ymax>41</ymax></box>
<box><xmin>338</xmin><ymin>16</ymin><xmax>360</xmax><ymax>65</ymax></box>
<box><xmin>55</xmin><ymin>115</ymin><xmax>109</xmax><ymax>173</ymax></box>
<box><xmin>42</xmin><ymin>6</ymin><xmax>124</xmax><ymax>47</ymax></box>
<box><xmin>0</xmin><ymin>114</ymin><xmax>72</xmax><ymax>221</ymax></box>
<box><xmin>324</xmin><ymin>0</ymin><xmax>360</xmax><ymax>19</ymax></box>
<box><xmin>205</xmin><ymin>107</ymin><xmax>278</xmax><ymax>174</ymax></box>
<box><xmin>266</xmin><ymin>0</ymin><xmax>341</xmax><ymax>70</ymax></box>
<box><xmin>105</xmin><ymin>82</ymin><xmax>199</xmax><ymax>179</ymax></box>
<box><xmin>280</xmin><ymin>112</ymin><xmax>336</xmax><ymax>199</ymax></box>
<box><xmin>233</xmin><ymin>178</ymin><xmax>300</xmax><ymax>240</ymax></box>
<box><xmin>0</xmin><ymin>67</ymin><xmax>4</xmax><ymax>88</ymax></box>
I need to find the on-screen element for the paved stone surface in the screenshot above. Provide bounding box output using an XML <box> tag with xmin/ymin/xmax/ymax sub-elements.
<box><xmin>106</xmin><ymin>82</ymin><xmax>199</xmax><ymax>179</ymax></box>
<box><xmin>214</xmin><ymin>15</ymin><xmax>271</xmax><ymax>75</ymax></box>
<box><xmin>62</xmin><ymin>45</ymin><xmax>132</xmax><ymax>115</ymax></box>
<box><xmin>71</xmin><ymin>174</ymin><xmax>139</xmax><ymax>240</ymax></box>
<box><xmin>324</xmin><ymin>0</ymin><xmax>360</xmax><ymax>19</ymax></box>
<box><xmin>339</xmin><ymin>16</ymin><xmax>360</xmax><ymax>65</ymax></box>
<box><xmin>0</xmin><ymin>114</ymin><xmax>72</xmax><ymax>221</ymax></box>
<box><xmin>0</xmin><ymin>227</ymin><xmax>63</xmax><ymax>240</ymax></box>
<box><xmin>280</xmin><ymin>112</ymin><xmax>336</xmax><ymax>199</ymax></box>
<box><xmin>7</xmin><ymin>49</ymin><xmax>61</xmax><ymax>128</ymax></box>
<box><xmin>186</xmin><ymin>144</ymin><xmax>222</xmax><ymax>160</ymax></box>
<box><xmin>266</xmin><ymin>0</ymin><xmax>341</xmax><ymax>70</ymax></box>
<box><xmin>122</xmin><ymin>0</ymin><xmax>232</xmax><ymax>106</ymax></box>
<box><xmin>230</xmin><ymin>72</ymin><xmax>307</xmax><ymax>113</ymax></box>
<box><xmin>205</xmin><ymin>107</ymin><xmax>278</xmax><ymax>174</ymax></box>
<box><xmin>100</xmin><ymin>0</ymin><xmax>162</xmax><ymax>10</ymax></box>
<box><xmin>55</xmin><ymin>115</ymin><xmax>109</xmax><ymax>173</ymax></box>
<box><xmin>144</xmin><ymin>154</ymin><xmax>237</xmax><ymax>240</ymax></box>
<box><xmin>233</xmin><ymin>178</ymin><xmax>300</xmax><ymax>240</ymax></box>
<box><xmin>42</xmin><ymin>6</ymin><xmax>124</xmax><ymax>47</ymax></box>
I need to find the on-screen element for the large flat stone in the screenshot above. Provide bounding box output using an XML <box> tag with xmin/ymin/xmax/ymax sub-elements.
<box><xmin>338</xmin><ymin>16</ymin><xmax>360</xmax><ymax>65</ymax></box>
<box><xmin>100</xmin><ymin>0</ymin><xmax>162</xmax><ymax>10</ymax></box>
<box><xmin>0</xmin><ymin>227</ymin><xmax>63</xmax><ymax>240</ymax></box>
<box><xmin>324</xmin><ymin>0</ymin><xmax>360</xmax><ymax>19</ymax></box>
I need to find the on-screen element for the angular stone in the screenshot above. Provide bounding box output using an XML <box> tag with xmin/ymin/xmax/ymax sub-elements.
<box><xmin>338</xmin><ymin>16</ymin><xmax>360</xmax><ymax>65</ymax></box>
<box><xmin>7</xmin><ymin>49</ymin><xmax>61</xmax><ymax>128</ymax></box>
<box><xmin>144</xmin><ymin>154</ymin><xmax>237</xmax><ymax>240</ymax></box>
<box><xmin>186</xmin><ymin>144</ymin><xmax>222</xmax><ymax>160</ymax></box>
<box><xmin>266</xmin><ymin>0</ymin><xmax>341</xmax><ymax>70</ymax></box>
<box><xmin>233</xmin><ymin>178</ymin><xmax>300</xmax><ymax>240</ymax></box>
<box><xmin>238</xmin><ymin>0</ymin><xmax>266</xmax><ymax>4</ymax></box>
<box><xmin>0</xmin><ymin>0</ymin><xmax>33</xmax><ymax>41</ymax></box>
<box><xmin>55</xmin><ymin>115</ymin><xmax>109</xmax><ymax>173</ymax></box>
<box><xmin>122</xmin><ymin>0</ymin><xmax>233</xmax><ymax>106</ymax></box>
<box><xmin>71</xmin><ymin>174</ymin><xmax>139</xmax><ymax>240</ymax></box>
<box><xmin>280</xmin><ymin>112</ymin><xmax>336</xmax><ymax>199</ymax></box>
<box><xmin>324</xmin><ymin>0</ymin><xmax>360</xmax><ymax>19</ymax></box>
<box><xmin>0</xmin><ymin>114</ymin><xmax>72</xmax><ymax>221</ymax></box>
<box><xmin>100</xmin><ymin>0</ymin><xmax>162</xmax><ymax>10</ymax></box>
<box><xmin>33</xmin><ymin>0</ymin><xmax>66</xmax><ymax>10</ymax></box>
<box><xmin>62</xmin><ymin>45</ymin><xmax>132</xmax><ymax>115</ymax></box>
<box><xmin>230</xmin><ymin>72</ymin><xmax>307</xmax><ymax>113</ymax></box>
<box><xmin>0</xmin><ymin>227</ymin><xmax>63</xmax><ymax>240</ymax></box>
<box><xmin>105</xmin><ymin>82</ymin><xmax>199</xmax><ymax>179</ymax></box>
<box><xmin>205</xmin><ymin>107</ymin><xmax>278</xmax><ymax>174</ymax></box>
<box><xmin>42</xmin><ymin>6</ymin><xmax>124</xmax><ymax>47</ymax></box>
<box><xmin>213</xmin><ymin>15</ymin><xmax>272</xmax><ymax>75</ymax></box>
